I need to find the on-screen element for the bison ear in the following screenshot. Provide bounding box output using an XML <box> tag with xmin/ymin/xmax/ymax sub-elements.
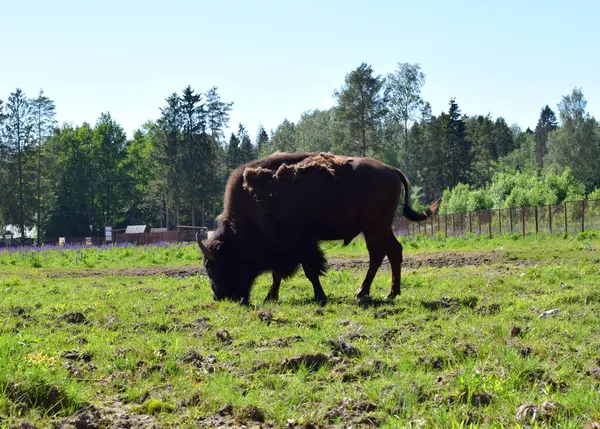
<box><xmin>197</xmin><ymin>236</ymin><xmax>216</xmax><ymax>261</ymax></box>
<box><xmin>243</xmin><ymin>167</ymin><xmax>273</xmax><ymax>195</ymax></box>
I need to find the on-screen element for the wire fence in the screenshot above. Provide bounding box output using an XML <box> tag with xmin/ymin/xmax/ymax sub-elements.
<box><xmin>393</xmin><ymin>199</ymin><xmax>600</xmax><ymax>238</ymax></box>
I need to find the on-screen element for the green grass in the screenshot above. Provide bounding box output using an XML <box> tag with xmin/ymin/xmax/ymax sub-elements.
<box><xmin>1</xmin><ymin>233</ymin><xmax>600</xmax><ymax>427</ymax></box>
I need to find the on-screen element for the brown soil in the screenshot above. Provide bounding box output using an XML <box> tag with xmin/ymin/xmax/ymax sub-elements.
<box><xmin>32</xmin><ymin>250</ymin><xmax>517</xmax><ymax>279</ymax></box>
<box><xmin>53</xmin><ymin>402</ymin><xmax>158</xmax><ymax>429</ymax></box>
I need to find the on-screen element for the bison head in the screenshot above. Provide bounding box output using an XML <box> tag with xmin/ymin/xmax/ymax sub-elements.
<box><xmin>197</xmin><ymin>224</ymin><xmax>253</xmax><ymax>305</ymax></box>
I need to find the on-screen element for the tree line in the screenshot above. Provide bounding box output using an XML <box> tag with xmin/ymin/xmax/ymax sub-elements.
<box><xmin>1</xmin><ymin>62</ymin><xmax>599</xmax><ymax>243</ymax></box>
<box><xmin>262</xmin><ymin>63</ymin><xmax>600</xmax><ymax>212</ymax></box>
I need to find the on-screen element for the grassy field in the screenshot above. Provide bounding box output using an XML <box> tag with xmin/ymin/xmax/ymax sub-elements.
<box><xmin>1</xmin><ymin>233</ymin><xmax>600</xmax><ymax>427</ymax></box>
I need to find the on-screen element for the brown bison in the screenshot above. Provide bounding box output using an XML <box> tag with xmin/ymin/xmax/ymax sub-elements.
<box><xmin>198</xmin><ymin>152</ymin><xmax>438</xmax><ymax>305</ymax></box>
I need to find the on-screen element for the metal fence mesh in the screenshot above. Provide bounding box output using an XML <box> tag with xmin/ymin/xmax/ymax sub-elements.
<box><xmin>393</xmin><ymin>200</ymin><xmax>600</xmax><ymax>238</ymax></box>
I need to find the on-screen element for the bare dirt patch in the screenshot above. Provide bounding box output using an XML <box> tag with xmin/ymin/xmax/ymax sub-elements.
<box><xmin>29</xmin><ymin>250</ymin><xmax>519</xmax><ymax>280</ymax></box>
<box><xmin>53</xmin><ymin>402</ymin><xmax>158</xmax><ymax>429</ymax></box>
<box><xmin>325</xmin><ymin>397</ymin><xmax>379</xmax><ymax>426</ymax></box>
<box><xmin>329</xmin><ymin>250</ymin><xmax>513</xmax><ymax>271</ymax></box>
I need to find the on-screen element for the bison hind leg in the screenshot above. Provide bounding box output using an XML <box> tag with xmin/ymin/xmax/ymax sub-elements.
<box><xmin>264</xmin><ymin>273</ymin><xmax>283</xmax><ymax>303</ymax></box>
<box><xmin>300</xmin><ymin>243</ymin><xmax>328</xmax><ymax>305</ymax></box>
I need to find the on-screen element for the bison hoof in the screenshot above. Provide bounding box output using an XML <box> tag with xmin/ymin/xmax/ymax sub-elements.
<box><xmin>263</xmin><ymin>294</ymin><xmax>279</xmax><ymax>303</ymax></box>
<box><xmin>386</xmin><ymin>291</ymin><xmax>400</xmax><ymax>300</ymax></box>
<box><xmin>354</xmin><ymin>287</ymin><xmax>370</xmax><ymax>299</ymax></box>
<box><xmin>314</xmin><ymin>294</ymin><xmax>327</xmax><ymax>306</ymax></box>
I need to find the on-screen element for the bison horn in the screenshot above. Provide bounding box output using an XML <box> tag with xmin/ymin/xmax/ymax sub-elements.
<box><xmin>196</xmin><ymin>232</ymin><xmax>215</xmax><ymax>261</ymax></box>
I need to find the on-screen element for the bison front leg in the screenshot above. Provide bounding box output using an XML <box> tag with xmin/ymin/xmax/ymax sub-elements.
<box><xmin>263</xmin><ymin>273</ymin><xmax>282</xmax><ymax>303</ymax></box>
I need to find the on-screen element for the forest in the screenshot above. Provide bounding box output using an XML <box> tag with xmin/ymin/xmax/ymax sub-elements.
<box><xmin>1</xmin><ymin>62</ymin><xmax>599</xmax><ymax>243</ymax></box>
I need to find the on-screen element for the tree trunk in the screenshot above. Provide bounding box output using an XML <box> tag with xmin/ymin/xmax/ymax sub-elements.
<box><xmin>37</xmin><ymin>131</ymin><xmax>41</xmax><ymax>245</ymax></box>
<box><xmin>17</xmin><ymin>125</ymin><xmax>25</xmax><ymax>242</ymax></box>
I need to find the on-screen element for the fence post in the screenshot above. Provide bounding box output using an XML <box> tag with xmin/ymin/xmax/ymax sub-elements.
<box><xmin>549</xmin><ymin>205</ymin><xmax>552</xmax><ymax>233</ymax></box>
<box><xmin>534</xmin><ymin>206</ymin><xmax>538</xmax><ymax>235</ymax></box>
<box><xmin>522</xmin><ymin>207</ymin><xmax>526</xmax><ymax>237</ymax></box>
<box><xmin>469</xmin><ymin>213</ymin><xmax>472</xmax><ymax>234</ymax></box>
<box><xmin>581</xmin><ymin>200</ymin><xmax>585</xmax><ymax>233</ymax></box>
<box><xmin>437</xmin><ymin>214</ymin><xmax>440</xmax><ymax>236</ymax></box>
<box><xmin>488</xmin><ymin>209</ymin><xmax>492</xmax><ymax>238</ymax></box>
<box><xmin>478</xmin><ymin>211</ymin><xmax>482</xmax><ymax>235</ymax></box>
<box><xmin>564</xmin><ymin>202</ymin><xmax>568</xmax><ymax>235</ymax></box>
<box><xmin>509</xmin><ymin>208</ymin><xmax>513</xmax><ymax>233</ymax></box>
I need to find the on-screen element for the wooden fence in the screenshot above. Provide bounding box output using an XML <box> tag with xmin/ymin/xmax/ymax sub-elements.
<box><xmin>393</xmin><ymin>199</ymin><xmax>600</xmax><ymax>238</ymax></box>
<box><xmin>114</xmin><ymin>230</ymin><xmax>182</xmax><ymax>244</ymax></box>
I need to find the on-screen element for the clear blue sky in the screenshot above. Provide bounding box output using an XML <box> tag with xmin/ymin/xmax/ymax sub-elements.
<box><xmin>2</xmin><ymin>0</ymin><xmax>598</xmax><ymax>140</ymax></box>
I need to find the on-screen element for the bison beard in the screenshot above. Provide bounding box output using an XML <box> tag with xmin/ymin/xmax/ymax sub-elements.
<box><xmin>198</xmin><ymin>152</ymin><xmax>438</xmax><ymax>305</ymax></box>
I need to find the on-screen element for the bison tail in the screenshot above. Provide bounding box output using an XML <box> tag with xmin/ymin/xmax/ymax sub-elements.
<box><xmin>395</xmin><ymin>168</ymin><xmax>440</xmax><ymax>222</ymax></box>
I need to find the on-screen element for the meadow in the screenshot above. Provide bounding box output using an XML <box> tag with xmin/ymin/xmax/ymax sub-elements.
<box><xmin>1</xmin><ymin>233</ymin><xmax>600</xmax><ymax>428</ymax></box>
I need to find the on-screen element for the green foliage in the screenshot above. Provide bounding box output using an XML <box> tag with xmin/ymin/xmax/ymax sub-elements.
<box><xmin>4</xmin><ymin>75</ymin><xmax>600</xmax><ymax>242</ymax></box>
<box><xmin>255</xmin><ymin>124</ymin><xmax>269</xmax><ymax>154</ymax></box>
<box><xmin>333</xmin><ymin>63</ymin><xmax>387</xmax><ymax>157</ymax></box>
<box><xmin>261</xmin><ymin>119</ymin><xmax>296</xmax><ymax>156</ymax></box>
<box><xmin>442</xmin><ymin>169</ymin><xmax>585</xmax><ymax>213</ymax></box>
<box><xmin>295</xmin><ymin>109</ymin><xmax>334</xmax><ymax>153</ymax></box>
<box><xmin>440</xmin><ymin>184</ymin><xmax>471</xmax><ymax>214</ymax></box>
<box><xmin>544</xmin><ymin>169</ymin><xmax>585</xmax><ymax>202</ymax></box>
<box><xmin>237</xmin><ymin>124</ymin><xmax>256</xmax><ymax>164</ymax></box>
<box><xmin>545</xmin><ymin>89</ymin><xmax>600</xmax><ymax>192</ymax></box>
<box><xmin>384</xmin><ymin>63</ymin><xmax>426</xmax><ymax>174</ymax></box>
<box><xmin>534</xmin><ymin>105</ymin><xmax>558</xmax><ymax>170</ymax></box>
<box><xmin>587</xmin><ymin>188</ymin><xmax>600</xmax><ymax>201</ymax></box>
<box><xmin>467</xmin><ymin>188</ymin><xmax>493</xmax><ymax>212</ymax></box>
<box><xmin>2</xmin><ymin>88</ymin><xmax>35</xmax><ymax>241</ymax></box>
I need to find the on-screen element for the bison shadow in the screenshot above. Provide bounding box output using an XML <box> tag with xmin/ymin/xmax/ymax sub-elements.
<box><xmin>279</xmin><ymin>295</ymin><xmax>397</xmax><ymax>308</ymax></box>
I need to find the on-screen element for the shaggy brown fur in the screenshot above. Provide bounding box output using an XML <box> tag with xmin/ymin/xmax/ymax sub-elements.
<box><xmin>243</xmin><ymin>152</ymin><xmax>352</xmax><ymax>197</ymax></box>
<box><xmin>274</xmin><ymin>152</ymin><xmax>352</xmax><ymax>180</ymax></box>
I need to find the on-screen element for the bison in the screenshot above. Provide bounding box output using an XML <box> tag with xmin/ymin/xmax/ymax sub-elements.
<box><xmin>198</xmin><ymin>152</ymin><xmax>438</xmax><ymax>305</ymax></box>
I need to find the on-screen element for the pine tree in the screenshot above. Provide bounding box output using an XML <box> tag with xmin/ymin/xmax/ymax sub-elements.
<box><xmin>334</xmin><ymin>63</ymin><xmax>387</xmax><ymax>156</ymax></box>
<box><xmin>0</xmin><ymin>99</ymin><xmax>7</xmax><ymax>230</ymax></box>
<box><xmin>206</xmin><ymin>87</ymin><xmax>233</xmax><ymax>144</ymax></box>
<box><xmin>443</xmin><ymin>98</ymin><xmax>470</xmax><ymax>188</ymax></box>
<box><xmin>295</xmin><ymin>109</ymin><xmax>334</xmax><ymax>153</ymax></box>
<box><xmin>238</xmin><ymin>124</ymin><xmax>255</xmax><ymax>164</ymax></box>
<box><xmin>227</xmin><ymin>133</ymin><xmax>240</xmax><ymax>169</ymax></box>
<box><xmin>256</xmin><ymin>124</ymin><xmax>269</xmax><ymax>155</ymax></box>
<box><xmin>91</xmin><ymin>113</ymin><xmax>129</xmax><ymax>229</ymax></box>
<box><xmin>492</xmin><ymin>117</ymin><xmax>514</xmax><ymax>159</ymax></box>
<box><xmin>267</xmin><ymin>119</ymin><xmax>297</xmax><ymax>154</ymax></box>
<box><xmin>3</xmin><ymin>89</ymin><xmax>33</xmax><ymax>241</ymax></box>
<box><xmin>534</xmin><ymin>105</ymin><xmax>558</xmax><ymax>171</ymax></box>
<box><xmin>180</xmin><ymin>86</ymin><xmax>206</xmax><ymax>226</ymax></box>
<box><xmin>30</xmin><ymin>90</ymin><xmax>56</xmax><ymax>244</ymax></box>
<box><xmin>156</xmin><ymin>93</ymin><xmax>183</xmax><ymax>228</ymax></box>
<box><xmin>466</xmin><ymin>115</ymin><xmax>495</xmax><ymax>186</ymax></box>
<box><xmin>46</xmin><ymin>124</ymin><xmax>95</xmax><ymax>238</ymax></box>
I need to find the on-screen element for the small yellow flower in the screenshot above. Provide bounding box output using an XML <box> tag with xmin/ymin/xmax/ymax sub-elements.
<box><xmin>24</xmin><ymin>353</ymin><xmax>56</xmax><ymax>367</ymax></box>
